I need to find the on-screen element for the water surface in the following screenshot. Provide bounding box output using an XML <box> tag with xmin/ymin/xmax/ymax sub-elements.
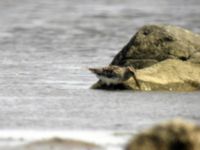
<box><xmin>0</xmin><ymin>0</ymin><xmax>199</xmax><ymax>131</ymax></box>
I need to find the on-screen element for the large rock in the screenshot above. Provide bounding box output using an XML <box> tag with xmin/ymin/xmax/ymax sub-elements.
<box><xmin>92</xmin><ymin>24</ymin><xmax>200</xmax><ymax>91</ymax></box>
<box><xmin>126</xmin><ymin>119</ymin><xmax>200</xmax><ymax>150</ymax></box>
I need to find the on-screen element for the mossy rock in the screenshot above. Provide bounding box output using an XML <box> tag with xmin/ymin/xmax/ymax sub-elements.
<box><xmin>111</xmin><ymin>24</ymin><xmax>200</xmax><ymax>69</ymax></box>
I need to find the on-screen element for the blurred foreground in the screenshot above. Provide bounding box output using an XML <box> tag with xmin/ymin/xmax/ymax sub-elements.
<box><xmin>0</xmin><ymin>119</ymin><xmax>199</xmax><ymax>150</ymax></box>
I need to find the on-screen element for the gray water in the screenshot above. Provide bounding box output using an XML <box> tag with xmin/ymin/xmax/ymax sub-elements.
<box><xmin>0</xmin><ymin>0</ymin><xmax>200</xmax><ymax>131</ymax></box>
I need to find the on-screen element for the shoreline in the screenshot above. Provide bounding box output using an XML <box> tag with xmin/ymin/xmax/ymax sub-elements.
<box><xmin>0</xmin><ymin>130</ymin><xmax>132</xmax><ymax>150</ymax></box>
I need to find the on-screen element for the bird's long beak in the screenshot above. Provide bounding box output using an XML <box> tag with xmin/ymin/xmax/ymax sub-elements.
<box><xmin>88</xmin><ymin>68</ymin><xmax>101</xmax><ymax>74</ymax></box>
<box><xmin>88</xmin><ymin>68</ymin><xmax>96</xmax><ymax>73</ymax></box>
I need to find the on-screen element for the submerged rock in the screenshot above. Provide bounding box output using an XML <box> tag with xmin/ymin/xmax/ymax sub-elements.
<box><xmin>91</xmin><ymin>24</ymin><xmax>200</xmax><ymax>91</ymax></box>
<box><xmin>9</xmin><ymin>138</ymin><xmax>102</xmax><ymax>150</ymax></box>
<box><xmin>126</xmin><ymin>119</ymin><xmax>200</xmax><ymax>150</ymax></box>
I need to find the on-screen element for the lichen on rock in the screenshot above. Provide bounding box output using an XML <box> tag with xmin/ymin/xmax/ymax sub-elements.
<box><xmin>125</xmin><ymin>59</ymin><xmax>200</xmax><ymax>91</ymax></box>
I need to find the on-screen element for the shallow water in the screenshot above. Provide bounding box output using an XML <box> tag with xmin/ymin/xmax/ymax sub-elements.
<box><xmin>0</xmin><ymin>0</ymin><xmax>200</xmax><ymax>149</ymax></box>
<box><xmin>0</xmin><ymin>91</ymin><xmax>200</xmax><ymax>130</ymax></box>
